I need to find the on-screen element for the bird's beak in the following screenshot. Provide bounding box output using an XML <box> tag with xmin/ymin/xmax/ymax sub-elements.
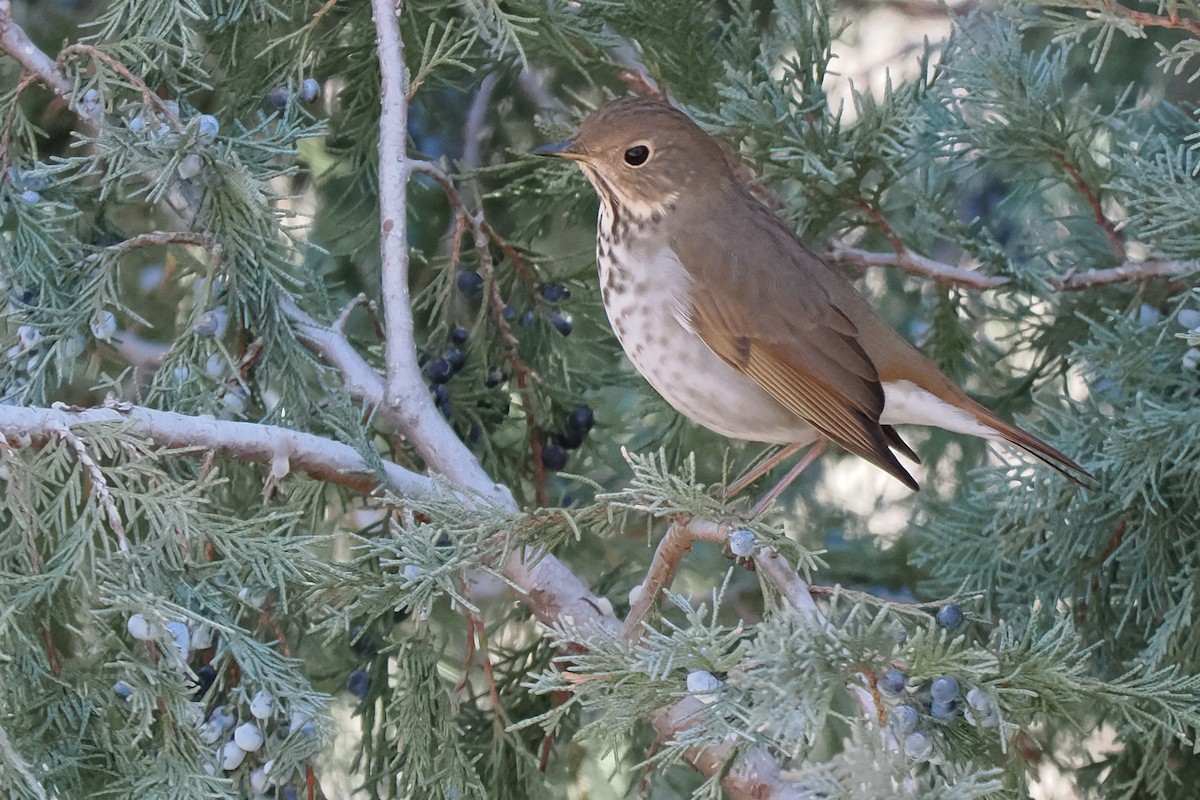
<box><xmin>532</xmin><ymin>139</ymin><xmax>586</xmax><ymax>161</ymax></box>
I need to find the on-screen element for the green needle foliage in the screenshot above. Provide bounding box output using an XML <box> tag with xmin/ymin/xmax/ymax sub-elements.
<box><xmin>2</xmin><ymin>0</ymin><xmax>1200</xmax><ymax>797</ymax></box>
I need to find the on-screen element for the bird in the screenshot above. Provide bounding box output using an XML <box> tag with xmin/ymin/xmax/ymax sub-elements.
<box><xmin>535</xmin><ymin>97</ymin><xmax>1090</xmax><ymax>506</ymax></box>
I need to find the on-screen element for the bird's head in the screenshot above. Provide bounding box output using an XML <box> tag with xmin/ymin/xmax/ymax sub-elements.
<box><xmin>535</xmin><ymin>97</ymin><xmax>733</xmax><ymax>219</ymax></box>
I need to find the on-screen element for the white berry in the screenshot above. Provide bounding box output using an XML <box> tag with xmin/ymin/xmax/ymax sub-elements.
<box><xmin>62</xmin><ymin>334</ymin><xmax>85</xmax><ymax>358</ymax></box>
<box><xmin>190</xmin><ymin>623</ymin><xmax>215</xmax><ymax>650</ymax></box>
<box><xmin>249</xmin><ymin>765</ymin><xmax>269</xmax><ymax>793</ymax></box>
<box><xmin>90</xmin><ymin>310</ymin><xmax>117</xmax><ymax>341</ymax></box>
<box><xmin>1183</xmin><ymin>349</ymin><xmax>1200</xmax><ymax>371</ymax></box>
<box><xmin>166</xmin><ymin>621</ymin><xmax>191</xmax><ymax>662</ymax></box>
<box><xmin>249</xmin><ymin>689</ymin><xmax>275</xmax><ymax>720</ymax></box>
<box><xmin>904</xmin><ymin>730</ymin><xmax>933</xmax><ymax>760</ymax></box>
<box><xmin>197</xmin><ymin>114</ymin><xmax>220</xmax><ymax>143</ymax></box>
<box><xmin>78</xmin><ymin>88</ymin><xmax>102</xmax><ymax>117</ymax></box>
<box><xmin>223</xmin><ymin>387</ymin><xmax>248</xmax><ymax>414</ymax></box>
<box><xmin>126</xmin><ymin>613</ymin><xmax>157</xmax><ymax>641</ymax></box>
<box><xmin>17</xmin><ymin>325</ymin><xmax>41</xmax><ymax>348</ymax></box>
<box><xmin>221</xmin><ymin>739</ymin><xmax>246</xmax><ymax>770</ymax></box>
<box><xmin>193</xmin><ymin>306</ymin><xmax>228</xmax><ymax>338</ymax></box>
<box><xmin>198</xmin><ymin>720</ymin><xmax>223</xmax><ymax>744</ymax></box>
<box><xmin>728</xmin><ymin>528</ymin><xmax>755</xmax><ymax>557</ymax></box>
<box><xmin>234</xmin><ymin>721</ymin><xmax>264</xmax><ymax>752</ymax></box>
<box><xmin>686</xmin><ymin>669</ymin><xmax>722</xmax><ymax>704</ymax></box>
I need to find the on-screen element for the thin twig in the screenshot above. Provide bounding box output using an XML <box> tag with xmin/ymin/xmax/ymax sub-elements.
<box><xmin>471</xmin><ymin>613</ymin><xmax>511</xmax><ymax>728</ymax></box>
<box><xmin>834</xmin><ymin>244</ymin><xmax>1200</xmax><ymax>291</ymax></box>
<box><xmin>1079</xmin><ymin>0</ymin><xmax>1200</xmax><ymax>36</ymax></box>
<box><xmin>57</xmin><ymin>44</ymin><xmax>183</xmax><ymax>131</ymax></box>
<box><xmin>1051</xmin><ymin>259</ymin><xmax>1198</xmax><ymax>289</ymax></box>
<box><xmin>854</xmin><ymin>200</ymin><xmax>906</xmax><ymax>253</ymax></box>
<box><xmin>830</xmin><ymin>243</ymin><xmax>1010</xmax><ymax>290</ymax></box>
<box><xmin>1053</xmin><ymin>151</ymin><xmax>1125</xmax><ymax>262</ymax></box>
<box><xmin>409</xmin><ymin>157</ymin><xmax>548</xmax><ymax>499</ymax></box>
<box><xmin>332</xmin><ymin>293</ymin><xmax>375</xmax><ymax>334</ymax></box>
<box><xmin>102</xmin><ymin>230</ymin><xmax>217</xmax><ymax>253</ymax></box>
<box><xmin>463</xmin><ymin>74</ymin><xmax>497</xmax><ymax>163</ymax></box>
<box><xmin>622</xmin><ymin>516</ymin><xmax>727</xmax><ymax>640</ymax></box>
<box><xmin>311</xmin><ymin>0</ymin><xmax>340</xmax><ymax>23</ymax></box>
<box><xmin>0</xmin><ymin>72</ymin><xmax>38</xmax><ymax>179</ymax></box>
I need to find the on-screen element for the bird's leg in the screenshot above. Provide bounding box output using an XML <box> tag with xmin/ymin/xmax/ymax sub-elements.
<box><xmin>725</xmin><ymin>443</ymin><xmax>803</xmax><ymax>499</ymax></box>
<box><xmin>747</xmin><ymin>440</ymin><xmax>830</xmax><ymax>518</ymax></box>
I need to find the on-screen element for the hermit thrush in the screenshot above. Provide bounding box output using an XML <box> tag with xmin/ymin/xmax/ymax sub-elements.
<box><xmin>536</xmin><ymin>97</ymin><xmax>1089</xmax><ymax>492</ymax></box>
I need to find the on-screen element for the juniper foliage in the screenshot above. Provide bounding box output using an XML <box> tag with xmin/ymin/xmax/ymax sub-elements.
<box><xmin>1</xmin><ymin>0</ymin><xmax>1199</xmax><ymax>798</ymax></box>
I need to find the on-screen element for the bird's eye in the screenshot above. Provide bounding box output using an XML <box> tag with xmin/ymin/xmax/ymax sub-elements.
<box><xmin>623</xmin><ymin>145</ymin><xmax>650</xmax><ymax>167</ymax></box>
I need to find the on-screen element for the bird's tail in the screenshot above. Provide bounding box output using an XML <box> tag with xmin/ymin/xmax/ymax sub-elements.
<box><xmin>968</xmin><ymin>401</ymin><xmax>1095</xmax><ymax>488</ymax></box>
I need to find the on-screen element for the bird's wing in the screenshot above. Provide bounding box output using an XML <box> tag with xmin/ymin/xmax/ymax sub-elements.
<box><xmin>675</xmin><ymin>206</ymin><xmax>919</xmax><ymax>489</ymax></box>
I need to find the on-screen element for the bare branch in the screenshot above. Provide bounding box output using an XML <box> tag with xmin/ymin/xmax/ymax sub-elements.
<box><xmin>1053</xmin><ymin>151</ymin><xmax>1125</xmax><ymax>262</ymax></box>
<box><xmin>0</xmin><ymin>401</ymin><xmax>436</xmax><ymax>499</ymax></box>
<box><xmin>369</xmin><ymin>0</ymin><xmax>507</xmax><ymax>504</ymax></box>
<box><xmin>280</xmin><ymin>296</ymin><xmax>395</xmax><ymax>423</ymax></box>
<box><xmin>755</xmin><ymin>548</ymin><xmax>824</xmax><ymax>621</ymax></box>
<box><xmin>1077</xmin><ymin>0</ymin><xmax>1200</xmax><ymax>36</ymax></box>
<box><xmin>0</xmin><ymin>1</ymin><xmax>73</xmax><ymax>99</ymax></box>
<box><xmin>622</xmin><ymin>516</ymin><xmax>727</xmax><ymax>639</ymax></box>
<box><xmin>372</xmin><ymin>0</ymin><xmax>416</xmax><ymax>404</ymax></box>
<box><xmin>830</xmin><ymin>243</ymin><xmax>1010</xmax><ymax>290</ymax></box>
<box><xmin>1052</xmin><ymin>259</ymin><xmax>1199</xmax><ymax>290</ymax></box>
<box><xmin>101</xmin><ymin>231</ymin><xmax>217</xmax><ymax>253</ymax></box>
<box><xmin>332</xmin><ymin>293</ymin><xmax>375</xmax><ymax>334</ymax></box>
<box><xmin>832</xmin><ymin>244</ymin><xmax>1200</xmax><ymax>293</ymax></box>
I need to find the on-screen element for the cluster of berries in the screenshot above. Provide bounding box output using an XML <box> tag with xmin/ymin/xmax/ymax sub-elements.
<box><xmin>2</xmin><ymin>280</ymin><xmax>90</xmax><ymax>397</ymax></box>
<box><xmin>877</xmin><ymin>604</ymin><xmax>1000</xmax><ymax>761</ymax></box>
<box><xmin>438</xmin><ymin>275</ymin><xmax>595</xmax><ymax>471</ymax></box>
<box><xmin>540</xmin><ymin>405</ymin><xmax>594</xmax><ymax>471</ymax></box>
<box><xmin>123</xmin><ymin>612</ymin><xmax>313</xmax><ymax>798</ymax></box>
<box><xmin>457</xmin><ymin>271</ymin><xmax>574</xmax><ymax>337</ymax></box>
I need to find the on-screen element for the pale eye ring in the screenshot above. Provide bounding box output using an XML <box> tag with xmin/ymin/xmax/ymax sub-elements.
<box><xmin>623</xmin><ymin>144</ymin><xmax>650</xmax><ymax>167</ymax></box>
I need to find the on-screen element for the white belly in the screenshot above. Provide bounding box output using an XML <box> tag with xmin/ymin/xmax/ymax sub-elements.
<box><xmin>598</xmin><ymin>238</ymin><xmax>814</xmax><ymax>445</ymax></box>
